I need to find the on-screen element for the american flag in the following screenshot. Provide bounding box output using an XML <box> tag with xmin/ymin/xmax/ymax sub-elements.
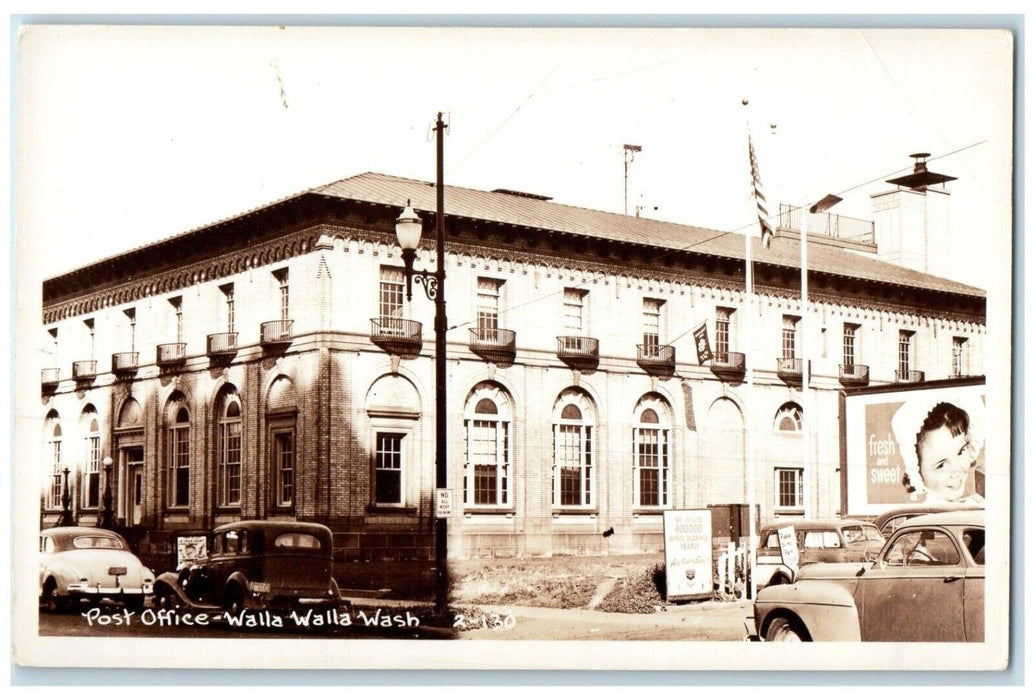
<box><xmin>748</xmin><ymin>133</ymin><xmax>773</xmax><ymax>248</ymax></box>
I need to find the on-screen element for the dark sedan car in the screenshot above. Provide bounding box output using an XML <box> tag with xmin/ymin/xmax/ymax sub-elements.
<box><xmin>155</xmin><ymin>520</ymin><xmax>342</xmax><ymax>614</ymax></box>
<box><xmin>751</xmin><ymin>510</ymin><xmax>985</xmax><ymax>642</ymax></box>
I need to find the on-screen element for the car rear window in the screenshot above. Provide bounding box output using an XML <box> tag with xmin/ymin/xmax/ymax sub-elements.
<box><xmin>273</xmin><ymin>532</ymin><xmax>322</xmax><ymax>550</ymax></box>
<box><xmin>842</xmin><ymin>525</ymin><xmax>884</xmax><ymax>543</ymax></box>
<box><xmin>72</xmin><ymin>536</ymin><xmax>124</xmax><ymax>550</ymax></box>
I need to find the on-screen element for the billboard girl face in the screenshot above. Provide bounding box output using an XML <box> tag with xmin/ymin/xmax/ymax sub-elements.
<box><xmin>914</xmin><ymin>402</ymin><xmax>980</xmax><ymax>503</ymax></box>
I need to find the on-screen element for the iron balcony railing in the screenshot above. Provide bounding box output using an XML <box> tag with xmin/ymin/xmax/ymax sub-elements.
<box><xmin>370</xmin><ymin>317</ymin><xmax>423</xmax><ymax>355</ymax></box>
<box><xmin>156</xmin><ymin>343</ymin><xmax>187</xmax><ymax>366</ymax></box>
<box><xmin>556</xmin><ymin>336</ymin><xmax>599</xmax><ymax>361</ymax></box>
<box><xmin>839</xmin><ymin>363</ymin><xmax>870</xmax><ymax>386</ymax></box>
<box><xmin>636</xmin><ymin>344</ymin><xmax>676</xmax><ymax>373</ymax></box>
<box><xmin>469</xmin><ymin>327</ymin><xmax>516</xmax><ymax>353</ymax></box>
<box><xmin>710</xmin><ymin>351</ymin><xmax>746</xmax><ymax>379</ymax></box>
<box><xmin>207</xmin><ymin>332</ymin><xmax>239</xmax><ymax>357</ymax></box>
<box><xmin>895</xmin><ymin>369</ymin><xmax>926</xmax><ymax>383</ymax></box>
<box><xmin>111</xmin><ymin>352</ymin><xmax>139</xmax><ymax>374</ymax></box>
<box><xmin>41</xmin><ymin>368</ymin><xmax>61</xmax><ymax>386</ymax></box>
<box><xmin>72</xmin><ymin>360</ymin><xmax>97</xmax><ymax>380</ymax></box>
<box><xmin>778</xmin><ymin>203</ymin><xmax>875</xmax><ymax>244</ymax></box>
<box><xmin>261</xmin><ymin>319</ymin><xmax>294</xmax><ymax>345</ymax></box>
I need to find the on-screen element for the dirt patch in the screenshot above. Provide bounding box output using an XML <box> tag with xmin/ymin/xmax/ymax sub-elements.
<box><xmin>450</xmin><ymin>554</ymin><xmax>670</xmax><ymax>614</ymax></box>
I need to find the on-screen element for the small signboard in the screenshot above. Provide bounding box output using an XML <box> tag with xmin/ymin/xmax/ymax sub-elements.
<box><xmin>175</xmin><ymin>534</ymin><xmax>207</xmax><ymax>570</ymax></box>
<box><xmin>663</xmin><ymin>509</ymin><xmax>713</xmax><ymax>602</ymax></box>
<box><xmin>435</xmin><ymin>488</ymin><xmax>453</xmax><ymax>519</ymax></box>
<box><xmin>778</xmin><ymin>525</ymin><xmax>799</xmax><ymax>575</ymax></box>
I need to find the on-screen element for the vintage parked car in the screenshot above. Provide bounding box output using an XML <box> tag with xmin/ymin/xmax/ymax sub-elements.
<box><xmin>753</xmin><ymin>518</ymin><xmax>885</xmax><ymax>588</ymax></box>
<box><xmin>751</xmin><ymin>510</ymin><xmax>985</xmax><ymax>642</ymax></box>
<box><xmin>39</xmin><ymin>526</ymin><xmax>155</xmax><ymax>613</ymax></box>
<box><xmin>154</xmin><ymin>520</ymin><xmax>342</xmax><ymax>614</ymax></box>
<box><xmin>873</xmin><ymin>503</ymin><xmax>984</xmax><ymax>537</ymax></box>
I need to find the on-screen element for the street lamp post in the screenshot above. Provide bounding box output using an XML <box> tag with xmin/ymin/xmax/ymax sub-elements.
<box><xmin>395</xmin><ymin>112</ymin><xmax>449</xmax><ymax>618</ymax></box>
<box><xmin>100</xmin><ymin>456</ymin><xmax>115</xmax><ymax>529</ymax></box>
<box><xmin>58</xmin><ymin>467</ymin><xmax>73</xmax><ymax>526</ymax></box>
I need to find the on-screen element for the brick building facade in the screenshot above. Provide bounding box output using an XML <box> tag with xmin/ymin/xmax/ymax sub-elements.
<box><xmin>37</xmin><ymin>172</ymin><xmax>986</xmax><ymax>568</ymax></box>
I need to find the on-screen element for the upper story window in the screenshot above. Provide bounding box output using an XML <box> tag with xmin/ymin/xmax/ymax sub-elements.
<box><xmin>274</xmin><ymin>268</ymin><xmax>290</xmax><ymax>321</ymax></box>
<box><xmin>379</xmin><ymin>267</ymin><xmax>405</xmax><ymax>330</ymax></box>
<box><xmin>952</xmin><ymin>337</ymin><xmax>969</xmax><ymax>377</ymax></box>
<box><xmin>843</xmin><ymin>323</ymin><xmax>859</xmax><ymax>368</ymax></box>
<box><xmin>563</xmin><ymin>288</ymin><xmax>587</xmax><ymax>336</ymax></box>
<box><xmin>642</xmin><ymin>299</ymin><xmax>664</xmax><ymax>351</ymax></box>
<box><xmin>898</xmin><ymin>330</ymin><xmax>915</xmax><ymax>375</ymax></box>
<box><xmin>124</xmin><ymin>308</ymin><xmax>136</xmax><ymax>353</ymax></box>
<box><xmin>782</xmin><ymin>315</ymin><xmax>799</xmax><ymax>359</ymax></box>
<box><xmin>84</xmin><ymin>319</ymin><xmax>95</xmax><ymax>359</ymax></box>
<box><xmin>716</xmin><ymin>307</ymin><xmax>734</xmax><ymax>358</ymax></box>
<box><xmin>220</xmin><ymin>284</ymin><xmax>235</xmax><ymax>334</ymax></box>
<box><xmin>476</xmin><ymin>278</ymin><xmax>503</xmax><ymax>339</ymax></box>
<box><xmin>169</xmin><ymin>296</ymin><xmax>183</xmax><ymax>343</ymax></box>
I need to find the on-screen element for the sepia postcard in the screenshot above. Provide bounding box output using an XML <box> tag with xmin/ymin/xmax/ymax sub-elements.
<box><xmin>10</xmin><ymin>22</ymin><xmax>1015</xmax><ymax>673</ymax></box>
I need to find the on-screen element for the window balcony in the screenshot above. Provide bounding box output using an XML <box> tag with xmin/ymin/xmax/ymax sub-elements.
<box><xmin>370</xmin><ymin>317</ymin><xmax>423</xmax><ymax>357</ymax></box>
<box><xmin>710</xmin><ymin>351</ymin><xmax>746</xmax><ymax>381</ymax></box>
<box><xmin>72</xmin><ymin>360</ymin><xmax>97</xmax><ymax>380</ymax></box>
<box><xmin>895</xmin><ymin>369</ymin><xmax>925</xmax><ymax>383</ymax></box>
<box><xmin>261</xmin><ymin>319</ymin><xmax>294</xmax><ymax>347</ymax></box>
<box><xmin>41</xmin><ymin>368</ymin><xmax>60</xmax><ymax>390</ymax></box>
<box><xmin>207</xmin><ymin>332</ymin><xmax>238</xmax><ymax>359</ymax></box>
<box><xmin>839</xmin><ymin>363</ymin><xmax>870</xmax><ymax>387</ymax></box>
<box><xmin>469</xmin><ymin>327</ymin><xmax>516</xmax><ymax>364</ymax></box>
<box><xmin>776</xmin><ymin>357</ymin><xmax>810</xmax><ymax>385</ymax></box>
<box><xmin>156</xmin><ymin>342</ymin><xmax>187</xmax><ymax>367</ymax></box>
<box><xmin>557</xmin><ymin>336</ymin><xmax>600</xmax><ymax>368</ymax></box>
<box><xmin>636</xmin><ymin>344</ymin><xmax>676</xmax><ymax>375</ymax></box>
<box><xmin>111</xmin><ymin>352</ymin><xmax>139</xmax><ymax>377</ymax></box>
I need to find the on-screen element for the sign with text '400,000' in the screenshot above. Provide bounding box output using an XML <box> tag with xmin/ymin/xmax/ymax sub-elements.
<box><xmin>663</xmin><ymin>509</ymin><xmax>713</xmax><ymax>602</ymax></box>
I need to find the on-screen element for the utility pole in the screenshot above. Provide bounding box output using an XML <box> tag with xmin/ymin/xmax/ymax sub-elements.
<box><xmin>623</xmin><ymin>144</ymin><xmax>641</xmax><ymax>215</ymax></box>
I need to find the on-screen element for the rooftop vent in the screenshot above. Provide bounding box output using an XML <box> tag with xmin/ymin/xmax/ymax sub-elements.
<box><xmin>886</xmin><ymin>152</ymin><xmax>957</xmax><ymax>192</ymax></box>
<box><xmin>491</xmin><ymin>188</ymin><xmax>552</xmax><ymax>201</ymax></box>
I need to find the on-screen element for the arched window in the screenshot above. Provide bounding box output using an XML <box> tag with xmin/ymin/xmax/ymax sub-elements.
<box><xmin>552</xmin><ymin>389</ymin><xmax>596</xmax><ymax>508</ymax></box>
<box><xmin>633</xmin><ymin>395</ymin><xmax>672</xmax><ymax>508</ymax></box>
<box><xmin>774</xmin><ymin>402</ymin><xmax>804</xmax><ymax>432</ymax></box>
<box><xmin>218</xmin><ymin>390</ymin><xmax>243</xmax><ymax>507</ymax></box>
<box><xmin>167</xmin><ymin>399</ymin><xmax>191</xmax><ymax>508</ymax></box>
<box><xmin>81</xmin><ymin>408</ymin><xmax>101</xmax><ymax>510</ymax></box>
<box><xmin>463</xmin><ymin>383</ymin><xmax>513</xmax><ymax>508</ymax></box>
<box><xmin>44</xmin><ymin>414</ymin><xmax>62</xmax><ymax>510</ymax></box>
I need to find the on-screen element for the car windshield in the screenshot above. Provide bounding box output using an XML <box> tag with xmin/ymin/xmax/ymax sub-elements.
<box><xmin>843</xmin><ymin>525</ymin><xmax>884</xmax><ymax>543</ymax></box>
<box><xmin>273</xmin><ymin>532</ymin><xmax>322</xmax><ymax>550</ymax></box>
<box><xmin>72</xmin><ymin>535</ymin><xmax>124</xmax><ymax>550</ymax></box>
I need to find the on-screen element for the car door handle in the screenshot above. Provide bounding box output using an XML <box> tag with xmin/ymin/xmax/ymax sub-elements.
<box><xmin>943</xmin><ymin>575</ymin><xmax>961</xmax><ymax>582</ymax></box>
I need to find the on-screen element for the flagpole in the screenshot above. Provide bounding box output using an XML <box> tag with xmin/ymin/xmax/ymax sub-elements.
<box><xmin>800</xmin><ymin>204</ymin><xmax>811</xmax><ymax>519</ymax></box>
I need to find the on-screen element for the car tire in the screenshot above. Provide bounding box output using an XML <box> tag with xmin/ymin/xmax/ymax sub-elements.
<box><xmin>224</xmin><ymin>586</ymin><xmax>246</xmax><ymax>616</ymax></box>
<box><xmin>124</xmin><ymin>595</ymin><xmax>146</xmax><ymax>613</ymax></box>
<box><xmin>41</xmin><ymin>579</ymin><xmax>67</xmax><ymax>614</ymax></box>
<box><xmin>154</xmin><ymin>584</ymin><xmax>179</xmax><ymax>610</ymax></box>
<box><xmin>765</xmin><ymin>615</ymin><xmax>809</xmax><ymax>642</ymax></box>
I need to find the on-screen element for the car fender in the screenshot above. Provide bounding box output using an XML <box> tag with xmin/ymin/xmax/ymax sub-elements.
<box><xmin>224</xmin><ymin>570</ymin><xmax>252</xmax><ymax>597</ymax></box>
<box><xmin>40</xmin><ymin>561</ymin><xmax>78</xmax><ymax>595</ymax></box>
<box><xmin>755</xmin><ymin>581</ymin><xmax>862</xmax><ymax>641</ymax></box>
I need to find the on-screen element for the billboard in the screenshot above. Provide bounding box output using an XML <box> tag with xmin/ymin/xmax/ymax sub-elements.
<box><xmin>662</xmin><ymin>509</ymin><xmax>713</xmax><ymax>601</ymax></box>
<box><xmin>841</xmin><ymin>378</ymin><xmax>986</xmax><ymax>516</ymax></box>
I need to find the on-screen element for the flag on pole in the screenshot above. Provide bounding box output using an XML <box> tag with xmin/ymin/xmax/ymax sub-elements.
<box><xmin>748</xmin><ymin>133</ymin><xmax>773</xmax><ymax>248</ymax></box>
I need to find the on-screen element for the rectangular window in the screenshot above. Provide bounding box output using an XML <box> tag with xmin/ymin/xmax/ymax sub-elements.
<box><xmin>843</xmin><ymin>323</ymin><xmax>859</xmax><ymax>369</ymax></box>
<box><xmin>125</xmin><ymin>308</ymin><xmax>136</xmax><ymax>353</ymax></box>
<box><xmin>775</xmin><ymin>467</ymin><xmax>804</xmax><ymax>511</ymax></box>
<box><xmin>170</xmin><ymin>296</ymin><xmax>183</xmax><ymax>344</ymax></box>
<box><xmin>379</xmin><ymin>267</ymin><xmax>405</xmax><ymax>334</ymax></box>
<box><xmin>782</xmin><ymin>315</ymin><xmax>799</xmax><ymax>359</ymax></box>
<box><xmin>221</xmin><ymin>284</ymin><xmax>235</xmax><ymax>334</ymax></box>
<box><xmin>952</xmin><ymin>337</ymin><xmax>969</xmax><ymax>377</ymax></box>
<box><xmin>476</xmin><ymin>278</ymin><xmax>502</xmax><ymax>341</ymax></box>
<box><xmin>48</xmin><ymin>438</ymin><xmax>62</xmax><ymax>509</ymax></box>
<box><xmin>634</xmin><ymin>426</ymin><xmax>668</xmax><ymax>507</ymax></box>
<box><xmin>563</xmin><ymin>288</ymin><xmax>586</xmax><ymax>335</ymax></box>
<box><xmin>168</xmin><ymin>424</ymin><xmax>190</xmax><ymax>507</ymax></box>
<box><xmin>898</xmin><ymin>330</ymin><xmax>914</xmax><ymax>377</ymax></box>
<box><xmin>220</xmin><ymin>421</ymin><xmax>242</xmax><ymax>506</ymax></box>
<box><xmin>83</xmin><ymin>436</ymin><xmax>100</xmax><ymax>509</ymax></box>
<box><xmin>84</xmin><ymin>319</ymin><xmax>95</xmax><ymax>360</ymax></box>
<box><xmin>643</xmin><ymin>299</ymin><xmax>663</xmax><ymax>352</ymax></box>
<box><xmin>374</xmin><ymin>432</ymin><xmax>404</xmax><ymax>505</ymax></box>
<box><xmin>274</xmin><ymin>430</ymin><xmax>295</xmax><ymax>507</ymax></box>
<box><xmin>715</xmin><ymin>307</ymin><xmax>733</xmax><ymax>361</ymax></box>
<box><xmin>275</xmin><ymin>269</ymin><xmax>290</xmax><ymax>321</ymax></box>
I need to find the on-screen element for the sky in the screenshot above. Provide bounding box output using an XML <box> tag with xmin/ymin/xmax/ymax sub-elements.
<box><xmin>15</xmin><ymin>23</ymin><xmax>1013</xmax><ymax>295</ymax></box>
